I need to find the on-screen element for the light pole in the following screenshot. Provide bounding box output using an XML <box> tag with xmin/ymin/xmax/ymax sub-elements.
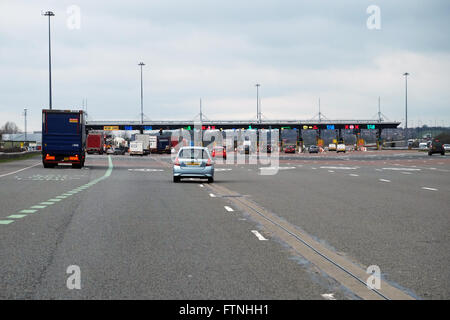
<box><xmin>255</xmin><ymin>84</ymin><xmax>260</xmax><ymax>123</ymax></box>
<box><xmin>43</xmin><ymin>11</ymin><xmax>55</xmax><ymax>110</ymax></box>
<box><xmin>403</xmin><ymin>72</ymin><xmax>409</xmax><ymax>141</ymax></box>
<box><xmin>23</xmin><ymin>108</ymin><xmax>27</xmax><ymax>143</ymax></box>
<box><xmin>138</xmin><ymin>62</ymin><xmax>145</xmax><ymax>125</ymax></box>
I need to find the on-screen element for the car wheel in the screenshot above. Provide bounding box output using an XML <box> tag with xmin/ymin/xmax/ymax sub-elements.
<box><xmin>208</xmin><ymin>177</ymin><xmax>214</xmax><ymax>183</ymax></box>
<box><xmin>173</xmin><ymin>176</ymin><xmax>180</xmax><ymax>183</ymax></box>
<box><xmin>441</xmin><ymin>152</ymin><xmax>445</xmax><ymax>156</ymax></box>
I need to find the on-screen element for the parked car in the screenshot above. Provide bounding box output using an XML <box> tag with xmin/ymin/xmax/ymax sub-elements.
<box><xmin>212</xmin><ymin>146</ymin><xmax>227</xmax><ymax>160</ymax></box>
<box><xmin>284</xmin><ymin>145</ymin><xmax>296</xmax><ymax>153</ymax></box>
<box><xmin>444</xmin><ymin>144</ymin><xmax>450</xmax><ymax>152</ymax></box>
<box><xmin>173</xmin><ymin>147</ymin><xmax>214</xmax><ymax>183</ymax></box>
<box><xmin>113</xmin><ymin>146</ymin><xmax>127</xmax><ymax>155</ymax></box>
<box><xmin>336</xmin><ymin>144</ymin><xmax>346</xmax><ymax>153</ymax></box>
<box><xmin>106</xmin><ymin>147</ymin><xmax>115</xmax><ymax>155</ymax></box>
<box><xmin>428</xmin><ymin>139</ymin><xmax>445</xmax><ymax>156</ymax></box>
<box><xmin>308</xmin><ymin>145</ymin><xmax>319</xmax><ymax>153</ymax></box>
<box><xmin>328</xmin><ymin>143</ymin><xmax>337</xmax><ymax>151</ymax></box>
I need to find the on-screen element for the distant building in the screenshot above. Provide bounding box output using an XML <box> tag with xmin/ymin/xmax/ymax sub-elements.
<box><xmin>1</xmin><ymin>133</ymin><xmax>42</xmax><ymax>144</ymax></box>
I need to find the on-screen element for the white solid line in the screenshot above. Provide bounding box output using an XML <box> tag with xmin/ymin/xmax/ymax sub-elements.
<box><xmin>321</xmin><ymin>293</ymin><xmax>336</xmax><ymax>300</ymax></box>
<box><xmin>209</xmin><ymin>193</ymin><xmax>216</xmax><ymax>197</ymax></box>
<box><xmin>251</xmin><ymin>230</ymin><xmax>268</xmax><ymax>241</ymax></box>
<box><xmin>0</xmin><ymin>162</ymin><xmax>40</xmax><ymax>178</ymax></box>
<box><xmin>421</xmin><ymin>187</ymin><xmax>438</xmax><ymax>191</ymax></box>
<box><xmin>224</xmin><ymin>206</ymin><xmax>234</xmax><ymax>212</ymax></box>
<box><xmin>379</xmin><ymin>179</ymin><xmax>391</xmax><ymax>182</ymax></box>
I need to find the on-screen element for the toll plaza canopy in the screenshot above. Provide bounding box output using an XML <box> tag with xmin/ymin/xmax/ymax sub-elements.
<box><xmin>86</xmin><ymin>120</ymin><xmax>400</xmax><ymax>131</ymax></box>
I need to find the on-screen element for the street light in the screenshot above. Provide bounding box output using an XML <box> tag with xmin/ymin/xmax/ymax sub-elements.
<box><xmin>255</xmin><ymin>84</ymin><xmax>260</xmax><ymax>123</ymax></box>
<box><xmin>42</xmin><ymin>11</ymin><xmax>55</xmax><ymax>110</ymax></box>
<box><xmin>138</xmin><ymin>62</ymin><xmax>145</xmax><ymax>125</ymax></box>
<box><xmin>403</xmin><ymin>72</ymin><xmax>409</xmax><ymax>141</ymax></box>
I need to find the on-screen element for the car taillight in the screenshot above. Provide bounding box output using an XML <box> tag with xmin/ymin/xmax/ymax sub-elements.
<box><xmin>206</xmin><ymin>158</ymin><xmax>212</xmax><ymax>166</ymax></box>
<box><xmin>45</xmin><ymin>154</ymin><xmax>55</xmax><ymax>160</ymax></box>
<box><xmin>174</xmin><ymin>157</ymin><xmax>180</xmax><ymax>166</ymax></box>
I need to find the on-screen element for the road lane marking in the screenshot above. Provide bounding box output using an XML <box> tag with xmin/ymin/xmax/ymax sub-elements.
<box><xmin>382</xmin><ymin>168</ymin><xmax>421</xmax><ymax>171</ymax></box>
<box><xmin>207</xmin><ymin>182</ymin><xmax>414</xmax><ymax>300</ymax></box>
<box><xmin>1</xmin><ymin>156</ymin><xmax>114</xmax><ymax>226</ymax></box>
<box><xmin>321</xmin><ymin>293</ymin><xmax>336</xmax><ymax>300</ymax></box>
<box><xmin>224</xmin><ymin>206</ymin><xmax>234</xmax><ymax>212</ymax></box>
<box><xmin>209</xmin><ymin>193</ymin><xmax>216</xmax><ymax>198</ymax></box>
<box><xmin>19</xmin><ymin>210</ymin><xmax>37</xmax><ymax>214</ymax></box>
<box><xmin>320</xmin><ymin>166</ymin><xmax>357</xmax><ymax>170</ymax></box>
<box><xmin>421</xmin><ymin>187</ymin><xmax>438</xmax><ymax>191</ymax></box>
<box><xmin>8</xmin><ymin>215</ymin><xmax>27</xmax><ymax>219</ymax></box>
<box><xmin>379</xmin><ymin>179</ymin><xmax>391</xmax><ymax>182</ymax></box>
<box><xmin>199</xmin><ymin>184</ymin><xmax>204</xmax><ymax>188</ymax></box>
<box><xmin>328</xmin><ymin>170</ymin><xmax>334</xmax><ymax>173</ymax></box>
<box><xmin>251</xmin><ymin>230</ymin><xmax>268</xmax><ymax>241</ymax></box>
<box><xmin>349</xmin><ymin>174</ymin><xmax>359</xmax><ymax>177</ymax></box>
<box><xmin>402</xmin><ymin>172</ymin><xmax>412</xmax><ymax>175</ymax></box>
<box><xmin>0</xmin><ymin>162</ymin><xmax>40</xmax><ymax>178</ymax></box>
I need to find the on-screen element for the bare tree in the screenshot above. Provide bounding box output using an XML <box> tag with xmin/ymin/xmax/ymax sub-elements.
<box><xmin>1</xmin><ymin>122</ymin><xmax>21</xmax><ymax>134</ymax></box>
<box><xmin>0</xmin><ymin>122</ymin><xmax>21</xmax><ymax>134</ymax></box>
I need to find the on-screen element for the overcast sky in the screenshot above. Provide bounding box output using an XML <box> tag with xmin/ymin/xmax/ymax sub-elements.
<box><xmin>1</xmin><ymin>0</ymin><xmax>449</xmax><ymax>131</ymax></box>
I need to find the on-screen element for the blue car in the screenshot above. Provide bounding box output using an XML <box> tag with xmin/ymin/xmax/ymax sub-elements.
<box><xmin>173</xmin><ymin>147</ymin><xmax>214</xmax><ymax>183</ymax></box>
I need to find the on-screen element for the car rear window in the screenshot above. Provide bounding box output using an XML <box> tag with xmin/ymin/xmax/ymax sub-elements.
<box><xmin>179</xmin><ymin>148</ymin><xmax>210</xmax><ymax>159</ymax></box>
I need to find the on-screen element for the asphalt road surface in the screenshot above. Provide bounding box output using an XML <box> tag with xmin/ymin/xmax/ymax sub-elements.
<box><xmin>0</xmin><ymin>150</ymin><xmax>448</xmax><ymax>299</ymax></box>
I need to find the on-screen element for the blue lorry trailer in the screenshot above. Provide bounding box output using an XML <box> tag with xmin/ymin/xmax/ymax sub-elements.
<box><xmin>42</xmin><ymin>109</ymin><xmax>86</xmax><ymax>169</ymax></box>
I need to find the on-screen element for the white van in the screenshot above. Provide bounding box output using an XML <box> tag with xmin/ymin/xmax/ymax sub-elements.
<box><xmin>129</xmin><ymin>141</ymin><xmax>144</xmax><ymax>156</ymax></box>
<box><xmin>419</xmin><ymin>142</ymin><xmax>428</xmax><ymax>150</ymax></box>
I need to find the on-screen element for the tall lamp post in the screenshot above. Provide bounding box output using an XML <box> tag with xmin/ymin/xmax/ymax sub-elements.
<box><xmin>138</xmin><ymin>62</ymin><xmax>145</xmax><ymax>125</ymax></box>
<box><xmin>23</xmin><ymin>108</ymin><xmax>27</xmax><ymax>143</ymax></box>
<box><xmin>255</xmin><ymin>84</ymin><xmax>261</xmax><ymax>123</ymax></box>
<box><xmin>403</xmin><ymin>72</ymin><xmax>409</xmax><ymax>142</ymax></box>
<box><xmin>42</xmin><ymin>11</ymin><xmax>55</xmax><ymax>110</ymax></box>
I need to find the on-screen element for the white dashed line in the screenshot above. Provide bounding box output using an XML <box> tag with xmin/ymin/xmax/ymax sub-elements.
<box><xmin>209</xmin><ymin>193</ymin><xmax>216</xmax><ymax>198</ymax></box>
<box><xmin>224</xmin><ymin>206</ymin><xmax>234</xmax><ymax>212</ymax></box>
<box><xmin>199</xmin><ymin>184</ymin><xmax>204</xmax><ymax>188</ymax></box>
<box><xmin>349</xmin><ymin>174</ymin><xmax>359</xmax><ymax>177</ymax></box>
<box><xmin>321</xmin><ymin>293</ymin><xmax>336</xmax><ymax>300</ymax></box>
<box><xmin>421</xmin><ymin>187</ymin><xmax>438</xmax><ymax>191</ymax></box>
<box><xmin>379</xmin><ymin>179</ymin><xmax>391</xmax><ymax>182</ymax></box>
<box><xmin>251</xmin><ymin>230</ymin><xmax>268</xmax><ymax>241</ymax></box>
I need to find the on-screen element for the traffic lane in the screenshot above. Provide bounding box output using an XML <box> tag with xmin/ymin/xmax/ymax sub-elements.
<box><xmin>0</xmin><ymin>156</ymin><xmax>113</xmax><ymax>299</ymax></box>
<box><xmin>32</xmin><ymin>158</ymin><xmax>339</xmax><ymax>300</ymax></box>
<box><xmin>214</xmin><ymin>165</ymin><xmax>449</xmax><ymax>299</ymax></box>
<box><xmin>0</xmin><ymin>155</ymin><xmax>41</xmax><ymax>176</ymax></box>
<box><xmin>307</xmin><ymin>163</ymin><xmax>450</xmax><ymax>192</ymax></box>
<box><xmin>0</xmin><ymin>155</ymin><xmax>109</xmax><ymax>221</ymax></box>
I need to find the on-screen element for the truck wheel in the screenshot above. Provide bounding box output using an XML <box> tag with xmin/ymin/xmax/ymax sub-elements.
<box><xmin>72</xmin><ymin>163</ymin><xmax>82</xmax><ymax>169</ymax></box>
<box><xmin>43</xmin><ymin>162</ymin><xmax>54</xmax><ymax>168</ymax></box>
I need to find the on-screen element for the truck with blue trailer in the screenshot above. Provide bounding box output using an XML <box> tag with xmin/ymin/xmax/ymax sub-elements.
<box><xmin>42</xmin><ymin>109</ymin><xmax>86</xmax><ymax>168</ymax></box>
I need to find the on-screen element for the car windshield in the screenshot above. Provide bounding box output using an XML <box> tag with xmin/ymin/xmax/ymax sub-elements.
<box><xmin>179</xmin><ymin>148</ymin><xmax>210</xmax><ymax>159</ymax></box>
